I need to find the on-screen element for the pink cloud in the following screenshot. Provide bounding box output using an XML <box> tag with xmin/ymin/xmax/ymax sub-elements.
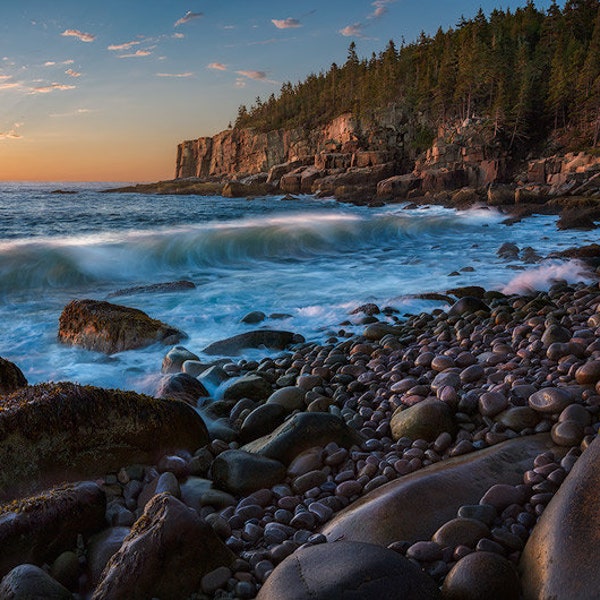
<box><xmin>271</xmin><ymin>18</ymin><xmax>302</xmax><ymax>29</ymax></box>
<box><xmin>207</xmin><ymin>62</ymin><xmax>227</xmax><ymax>71</ymax></box>
<box><xmin>61</xmin><ymin>29</ymin><xmax>95</xmax><ymax>43</ymax></box>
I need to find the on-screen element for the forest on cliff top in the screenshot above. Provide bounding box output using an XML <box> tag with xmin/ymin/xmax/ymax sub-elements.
<box><xmin>235</xmin><ymin>0</ymin><xmax>600</xmax><ymax>152</ymax></box>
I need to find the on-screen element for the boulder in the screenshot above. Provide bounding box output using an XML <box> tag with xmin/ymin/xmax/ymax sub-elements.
<box><xmin>86</xmin><ymin>527</ymin><xmax>131</xmax><ymax>587</ymax></box>
<box><xmin>222</xmin><ymin>374</ymin><xmax>272</xmax><ymax>401</ymax></box>
<box><xmin>161</xmin><ymin>346</ymin><xmax>200</xmax><ymax>374</ymax></box>
<box><xmin>203</xmin><ymin>330</ymin><xmax>304</xmax><ymax>355</ymax></box>
<box><xmin>421</xmin><ymin>168</ymin><xmax>469</xmax><ymax>193</ymax></box>
<box><xmin>376</xmin><ymin>174</ymin><xmax>420</xmax><ymax>199</ymax></box>
<box><xmin>242</xmin><ymin>412</ymin><xmax>364</xmax><ymax>465</ymax></box>
<box><xmin>256</xmin><ymin>541</ymin><xmax>441</xmax><ymax>600</ymax></box>
<box><xmin>211</xmin><ymin>449</ymin><xmax>286</xmax><ymax>495</ymax></box>
<box><xmin>92</xmin><ymin>493</ymin><xmax>234</xmax><ymax>600</ymax></box>
<box><xmin>487</xmin><ymin>183</ymin><xmax>515</xmax><ymax>206</ymax></box>
<box><xmin>0</xmin><ymin>382</ymin><xmax>208</xmax><ymax>498</ymax></box>
<box><xmin>0</xmin><ymin>481</ymin><xmax>106</xmax><ymax>577</ymax></box>
<box><xmin>448</xmin><ymin>296</ymin><xmax>490</xmax><ymax>316</ymax></box>
<box><xmin>520</xmin><ymin>435</ymin><xmax>600</xmax><ymax>600</ymax></box>
<box><xmin>321</xmin><ymin>434</ymin><xmax>557</xmax><ymax>546</ymax></box>
<box><xmin>222</xmin><ymin>181</ymin><xmax>274</xmax><ymax>197</ymax></box>
<box><xmin>0</xmin><ymin>564</ymin><xmax>71</xmax><ymax>599</ymax></box>
<box><xmin>58</xmin><ymin>299</ymin><xmax>185</xmax><ymax>354</ymax></box>
<box><xmin>390</xmin><ymin>399</ymin><xmax>456</xmax><ymax>442</ymax></box>
<box><xmin>155</xmin><ymin>372</ymin><xmax>209</xmax><ymax>405</ymax></box>
<box><xmin>239</xmin><ymin>403</ymin><xmax>288</xmax><ymax>443</ymax></box>
<box><xmin>266</xmin><ymin>386</ymin><xmax>306</xmax><ymax>412</ymax></box>
<box><xmin>0</xmin><ymin>357</ymin><xmax>27</xmax><ymax>395</ymax></box>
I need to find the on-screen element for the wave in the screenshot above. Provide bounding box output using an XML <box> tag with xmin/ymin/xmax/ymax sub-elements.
<box><xmin>501</xmin><ymin>260</ymin><xmax>593</xmax><ymax>295</ymax></box>
<box><xmin>0</xmin><ymin>209</ymin><xmax>499</xmax><ymax>293</ymax></box>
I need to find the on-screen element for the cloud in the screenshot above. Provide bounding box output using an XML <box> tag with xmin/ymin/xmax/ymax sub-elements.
<box><xmin>339</xmin><ymin>23</ymin><xmax>365</xmax><ymax>37</ymax></box>
<box><xmin>61</xmin><ymin>29</ymin><xmax>95</xmax><ymax>43</ymax></box>
<box><xmin>0</xmin><ymin>81</ymin><xmax>25</xmax><ymax>91</ymax></box>
<box><xmin>156</xmin><ymin>72</ymin><xmax>194</xmax><ymax>77</ymax></box>
<box><xmin>118</xmin><ymin>49</ymin><xmax>152</xmax><ymax>58</ymax></box>
<box><xmin>207</xmin><ymin>62</ymin><xmax>227</xmax><ymax>71</ymax></box>
<box><xmin>107</xmin><ymin>40</ymin><xmax>140</xmax><ymax>51</ymax></box>
<box><xmin>235</xmin><ymin>78</ymin><xmax>246</xmax><ymax>88</ymax></box>
<box><xmin>30</xmin><ymin>82</ymin><xmax>76</xmax><ymax>94</ymax></box>
<box><xmin>50</xmin><ymin>108</ymin><xmax>93</xmax><ymax>118</ymax></box>
<box><xmin>368</xmin><ymin>0</ymin><xmax>397</xmax><ymax>19</ymax></box>
<box><xmin>271</xmin><ymin>18</ymin><xmax>302</xmax><ymax>29</ymax></box>
<box><xmin>65</xmin><ymin>68</ymin><xmax>81</xmax><ymax>77</ymax></box>
<box><xmin>44</xmin><ymin>59</ymin><xmax>75</xmax><ymax>67</ymax></box>
<box><xmin>0</xmin><ymin>122</ymin><xmax>23</xmax><ymax>140</ymax></box>
<box><xmin>44</xmin><ymin>61</ymin><xmax>56</xmax><ymax>66</ymax></box>
<box><xmin>174</xmin><ymin>11</ymin><xmax>203</xmax><ymax>27</ymax></box>
<box><xmin>0</xmin><ymin>75</ymin><xmax>12</xmax><ymax>81</ymax></box>
<box><xmin>173</xmin><ymin>33</ymin><xmax>185</xmax><ymax>39</ymax></box>
<box><xmin>236</xmin><ymin>70</ymin><xmax>267</xmax><ymax>81</ymax></box>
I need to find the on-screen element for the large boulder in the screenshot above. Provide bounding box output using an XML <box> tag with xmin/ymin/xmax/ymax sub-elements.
<box><xmin>390</xmin><ymin>398</ymin><xmax>456</xmax><ymax>442</ymax></box>
<box><xmin>0</xmin><ymin>357</ymin><xmax>27</xmax><ymax>395</ymax></box>
<box><xmin>92</xmin><ymin>493</ymin><xmax>234</xmax><ymax>600</ymax></box>
<box><xmin>321</xmin><ymin>434</ymin><xmax>557</xmax><ymax>546</ymax></box>
<box><xmin>0</xmin><ymin>382</ymin><xmax>208</xmax><ymax>499</ymax></box>
<box><xmin>0</xmin><ymin>481</ymin><xmax>106</xmax><ymax>577</ymax></box>
<box><xmin>376</xmin><ymin>174</ymin><xmax>421</xmax><ymax>199</ymax></box>
<box><xmin>519</xmin><ymin>435</ymin><xmax>600</xmax><ymax>599</ymax></box>
<box><xmin>203</xmin><ymin>330</ymin><xmax>304</xmax><ymax>355</ymax></box>
<box><xmin>256</xmin><ymin>541</ymin><xmax>441</xmax><ymax>600</ymax></box>
<box><xmin>58</xmin><ymin>299</ymin><xmax>185</xmax><ymax>354</ymax></box>
<box><xmin>0</xmin><ymin>564</ymin><xmax>72</xmax><ymax>599</ymax></box>
<box><xmin>242</xmin><ymin>412</ymin><xmax>364</xmax><ymax>465</ymax></box>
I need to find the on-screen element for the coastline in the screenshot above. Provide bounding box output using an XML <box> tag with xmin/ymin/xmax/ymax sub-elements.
<box><xmin>1</xmin><ymin>271</ymin><xmax>600</xmax><ymax>598</ymax></box>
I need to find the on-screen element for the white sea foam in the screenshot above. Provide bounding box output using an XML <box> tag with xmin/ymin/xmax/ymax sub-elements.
<box><xmin>501</xmin><ymin>260</ymin><xmax>593</xmax><ymax>295</ymax></box>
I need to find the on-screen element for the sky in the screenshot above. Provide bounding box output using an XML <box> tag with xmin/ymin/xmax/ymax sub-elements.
<box><xmin>0</xmin><ymin>1</ymin><xmax>562</xmax><ymax>182</ymax></box>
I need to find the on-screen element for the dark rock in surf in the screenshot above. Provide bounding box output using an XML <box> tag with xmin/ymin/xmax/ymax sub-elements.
<box><xmin>107</xmin><ymin>280</ymin><xmax>196</xmax><ymax>298</ymax></box>
<box><xmin>0</xmin><ymin>481</ymin><xmax>106</xmax><ymax>578</ymax></box>
<box><xmin>0</xmin><ymin>358</ymin><xmax>27</xmax><ymax>395</ymax></box>
<box><xmin>203</xmin><ymin>330</ymin><xmax>304</xmax><ymax>355</ymax></box>
<box><xmin>240</xmin><ymin>403</ymin><xmax>288</xmax><ymax>443</ymax></box>
<box><xmin>92</xmin><ymin>493</ymin><xmax>234</xmax><ymax>600</ymax></box>
<box><xmin>58</xmin><ymin>299</ymin><xmax>185</xmax><ymax>354</ymax></box>
<box><xmin>0</xmin><ymin>564</ymin><xmax>72</xmax><ymax>599</ymax></box>
<box><xmin>222</xmin><ymin>374</ymin><xmax>272</xmax><ymax>401</ymax></box>
<box><xmin>156</xmin><ymin>373</ymin><xmax>209</xmax><ymax>406</ymax></box>
<box><xmin>448</xmin><ymin>296</ymin><xmax>490</xmax><ymax>316</ymax></box>
<box><xmin>0</xmin><ymin>382</ymin><xmax>208</xmax><ymax>499</ymax></box>
<box><xmin>256</xmin><ymin>541</ymin><xmax>441</xmax><ymax>600</ymax></box>
<box><xmin>162</xmin><ymin>346</ymin><xmax>201</xmax><ymax>374</ymax></box>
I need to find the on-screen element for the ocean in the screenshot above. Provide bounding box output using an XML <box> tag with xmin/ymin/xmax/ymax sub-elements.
<box><xmin>0</xmin><ymin>182</ymin><xmax>595</xmax><ymax>395</ymax></box>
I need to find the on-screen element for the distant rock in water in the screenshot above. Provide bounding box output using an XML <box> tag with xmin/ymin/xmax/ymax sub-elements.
<box><xmin>0</xmin><ymin>357</ymin><xmax>27</xmax><ymax>395</ymax></box>
<box><xmin>50</xmin><ymin>189</ymin><xmax>77</xmax><ymax>195</ymax></box>
<box><xmin>0</xmin><ymin>382</ymin><xmax>208</xmax><ymax>499</ymax></box>
<box><xmin>58</xmin><ymin>299</ymin><xmax>185</xmax><ymax>354</ymax></box>
<box><xmin>107</xmin><ymin>280</ymin><xmax>196</xmax><ymax>298</ymax></box>
<box><xmin>203</xmin><ymin>330</ymin><xmax>304</xmax><ymax>355</ymax></box>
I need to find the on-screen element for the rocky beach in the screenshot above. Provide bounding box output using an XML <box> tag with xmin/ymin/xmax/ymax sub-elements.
<box><xmin>2</xmin><ymin>265</ymin><xmax>600</xmax><ymax>598</ymax></box>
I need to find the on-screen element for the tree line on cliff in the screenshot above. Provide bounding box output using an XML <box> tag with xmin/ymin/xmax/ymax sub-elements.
<box><xmin>235</xmin><ymin>0</ymin><xmax>600</xmax><ymax>152</ymax></box>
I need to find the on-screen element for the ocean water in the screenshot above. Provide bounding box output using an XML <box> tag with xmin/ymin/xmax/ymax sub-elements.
<box><xmin>0</xmin><ymin>182</ymin><xmax>596</xmax><ymax>395</ymax></box>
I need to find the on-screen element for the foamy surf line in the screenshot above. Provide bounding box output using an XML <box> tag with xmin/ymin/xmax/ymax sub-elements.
<box><xmin>501</xmin><ymin>260</ymin><xmax>595</xmax><ymax>295</ymax></box>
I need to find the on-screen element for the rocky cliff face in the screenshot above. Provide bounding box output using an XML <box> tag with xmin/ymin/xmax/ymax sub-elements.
<box><xmin>175</xmin><ymin>106</ymin><xmax>418</xmax><ymax>180</ymax></box>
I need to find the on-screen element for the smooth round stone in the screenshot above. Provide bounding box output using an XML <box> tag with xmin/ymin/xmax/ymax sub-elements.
<box><xmin>431</xmin><ymin>371</ymin><xmax>461</xmax><ymax>393</ymax></box>
<box><xmin>154</xmin><ymin>471</ymin><xmax>180</xmax><ymax>497</ymax></box>
<box><xmin>336</xmin><ymin>480</ymin><xmax>362</xmax><ymax>498</ymax></box>
<box><xmin>442</xmin><ymin>551</ymin><xmax>520</xmax><ymax>600</ymax></box>
<box><xmin>495</xmin><ymin>407</ymin><xmax>539</xmax><ymax>431</ymax></box>
<box><xmin>575</xmin><ymin>360</ymin><xmax>600</xmax><ymax>385</ymax></box>
<box><xmin>460</xmin><ymin>364</ymin><xmax>484</xmax><ymax>383</ymax></box>
<box><xmin>267</xmin><ymin>386</ymin><xmax>306</xmax><ymax>412</ymax></box>
<box><xmin>480</xmin><ymin>484</ymin><xmax>525</xmax><ymax>510</ymax></box>
<box><xmin>292</xmin><ymin>470</ymin><xmax>327</xmax><ymax>495</ymax></box>
<box><xmin>406</xmin><ymin>540</ymin><xmax>443</xmax><ymax>561</ymax></box>
<box><xmin>448</xmin><ymin>297</ymin><xmax>490</xmax><ymax>317</ymax></box>
<box><xmin>558</xmin><ymin>404</ymin><xmax>591</xmax><ymax>427</ymax></box>
<box><xmin>51</xmin><ymin>551</ymin><xmax>80</xmax><ymax>590</ymax></box>
<box><xmin>201</xmin><ymin>566</ymin><xmax>232</xmax><ymax>594</ymax></box>
<box><xmin>241</xmin><ymin>311</ymin><xmax>266</xmax><ymax>324</ymax></box>
<box><xmin>256</xmin><ymin>541</ymin><xmax>441</xmax><ymax>600</ymax></box>
<box><xmin>479</xmin><ymin>392</ymin><xmax>508</xmax><ymax>418</ymax></box>
<box><xmin>541</xmin><ymin>324</ymin><xmax>571</xmax><ymax>347</ymax></box>
<box><xmin>390</xmin><ymin>399</ymin><xmax>456</xmax><ymax>443</ymax></box>
<box><xmin>457</xmin><ymin>504</ymin><xmax>497</xmax><ymax>526</ymax></box>
<box><xmin>240</xmin><ymin>403</ymin><xmax>288</xmax><ymax>444</ymax></box>
<box><xmin>0</xmin><ymin>565</ymin><xmax>72</xmax><ymax>599</ymax></box>
<box><xmin>290</xmin><ymin>511</ymin><xmax>316</xmax><ymax>530</ymax></box>
<box><xmin>528</xmin><ymin>388</ymin><xmax>573</xmax><ymax>414</ymax></box>
<box><xmin>162</xmin><ymin>346</ymin><xmax>200</xmax><ymax>374</ymax></box>
<box><xmin>288</xmin><ymin>449</ymin><xmax>324</xmax><ymax>478</ymax></box>
<box><xmin>431</xmin><ymin>355</ymin><xmax>455</xmax><ymax>372</ymax></box>
<box><xmin>551</xmin><ymin>420</ymin><xmax>585</xmax><ymax>447</ymax></box>
<box><xmin>432</xmin><ymin>518</ymin><xmax>490</xmax><ymax>548</ymax></box>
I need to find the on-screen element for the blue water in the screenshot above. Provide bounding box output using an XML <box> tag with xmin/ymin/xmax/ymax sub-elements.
<box><xmin>0</xmin><ymin>182</ymin><xmax>596</xmax><ymax>394</ymax></box>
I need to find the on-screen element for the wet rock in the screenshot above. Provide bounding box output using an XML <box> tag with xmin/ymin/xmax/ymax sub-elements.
<box><xmin>241</xmin><ymin>311</ymin><xmax>266</xmax><ymax>324</ymax></box>
<box><xmin>155</xmin><ymin>372</ymin><xmax>209</xmax><ymax>405</ymax></box>
<box><xmin>551</xmin><ymin>420</ymin><xmax>584</xmax><ymax>446</ymax></box>
<box><xmin>266</xmin><ymin>386</ymin><xmax>306</xmax><ymax>412</ymax></box>
<box><xmin>92</xmin><ymin>493</ymin><xmax>234</xmax><ymax>600</ymax></box>
<box><xmin>203</xmin><ymin>330</ymin><xmax>304</xmax><ymax>355</ymax></box>
<box><xmin>211</xmin><ymin>449</ymin><xmax>286</xmax><ymax>495</ymax></box>
<box><xmin>162</xmin><ymin>346</ymin><xmax>200</xmax><ymax>374</ymax></box>
<box><xmin>321</xmin><ymin>435</ymin><xmax>556</xmax><ymax>546</ymax></box>
<box><xmin>432</xmin><ymin>517</ymin><xmax>490</xmax><ymax>548</ymax></box>
<box><xmin>497</xmin><ymin>243</ymin><xmax>519</xmax><ymax>259</ymax></box>
<box><xmin>256</xmin><ymin>541</ymin><xmax>441</xmax><ymax>600</ymax></box>
<box><xmin>541</xmin><ymin>324</ymin><xmax>571</xmax><ymax>347</ymax></box>
<box><xmin>575</xmin><ymin>360</ymin><xmax>600</xmax><ymax>385</ymax></box>
<box><xmin>390</xmin><ymin>399</ymin><xmax>456</xmax><ymax>442</ymax></box>
<box><xmin>87</xmin><ymin>527</ymin><xmax>130</xmax><ymax>587</ymax></box>
<box><xmin>443</xmin><ymin>552</ymin><xmax>521</xmax><ymax>600</ymax></box>
<box><xmin>58</xmin><ymin>299</ymin><xmax>185</xmax><ymax>354</ymax></box>
<box><xmin>520</xmin><ymin>435</ymin><xmax>600</xmax><ymax>599</ymax></box>
<box><xmin>242</xmin><ymin>412</ymin><xmax>364</xmax><ymax>465</ymax></box>
<box><xmin>0</xmin><ymin>357</ymin><xmax>27</xmax><ymax>395</ymax></box>
<box><xmin>0</xmin><ymin>564</ymin><xmax>71</xmax><ymax>599</ymax></box>
<box><xmin>223</xmin><ymin>374</ymin><xmax>272</xmax><ymax>401</ymax></box>
<box><xmin>448</xmin><ymin>297</ymin><xmax>490</xmax><ymax>316</ymax></box>
<box><xmin>240</xmin><ymin>403</ymin><xmax>288</xmax><ymax>444</ymax></box>
<box><xmin>0</xmin><ymin>481</ymin><xmax>106</xmax><ymax>577</ymax></box>
<box><xmin>0</xmin><ymin>382</ymin><xmax>208</xmax><ymax>498</ymax></box>
<box><xmin>528</xmin><ymin>387</ymin><xmax>573</xmax><ymax>414</ymax></box>
<box><xmin>495</xmin><ymin>407</ymin><xmax>540</xmax><ymax>431</ymax></box>
<box><xmin>107</xmin><ymin>279</ymin><xmax>196</xmax><ymax>298</ymax></box>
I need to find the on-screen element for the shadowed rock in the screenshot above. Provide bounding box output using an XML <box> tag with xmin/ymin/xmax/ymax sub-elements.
<box><xmin>0</xmin><ymin>382</ymin><xmax>208</xmax><ymax>499</ymax></box>
<box><xmin>519</xmin><ymin>435</ymin><xmax>600</xmax><ymax>600</ymax></box>
<box><xmin>0</xmin><ymin>564</ymin><xmax>72</xmax><ymax>599</ymax></box>
<box><xmin>0</xmin><ymin>481</ymin><xmax>106</xmax><ymax>577</ymax></box>
<box><xmin>92</xmin><ymin>493</ymin><xmax>234</xmax><ymax>600</ymax></box>
<box><xmin>107</xmin><ymin>280</ymin><xmax>196</xmax><ymax>299</ymax></box>
<box><xmin>256</xmin><ymin>541</ymin><xmax>441</xmax><ymax>600</ymax></box>
<box><xmin>203</xmin><ymin>330</ymin><xmax>304</xmax><ymax>355</ymax></box>
<box><xmin>321</xmin><ymin>434</ymin><xmax>557</xmax><ymax>546</ymax></box>
<box><xmin>242</xmin><ymin>412</ymin><xmax>364</xmax><ymax>465</ymax></box>
<box><xmin>58</xmin><ymin>299</ymin><xmax>185</xmax><ymax>354</ymax></box>
<box><xmin>0</xmin><ymin>357</ymin><xmax>27</xmax><ymax>395</ymax></box>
